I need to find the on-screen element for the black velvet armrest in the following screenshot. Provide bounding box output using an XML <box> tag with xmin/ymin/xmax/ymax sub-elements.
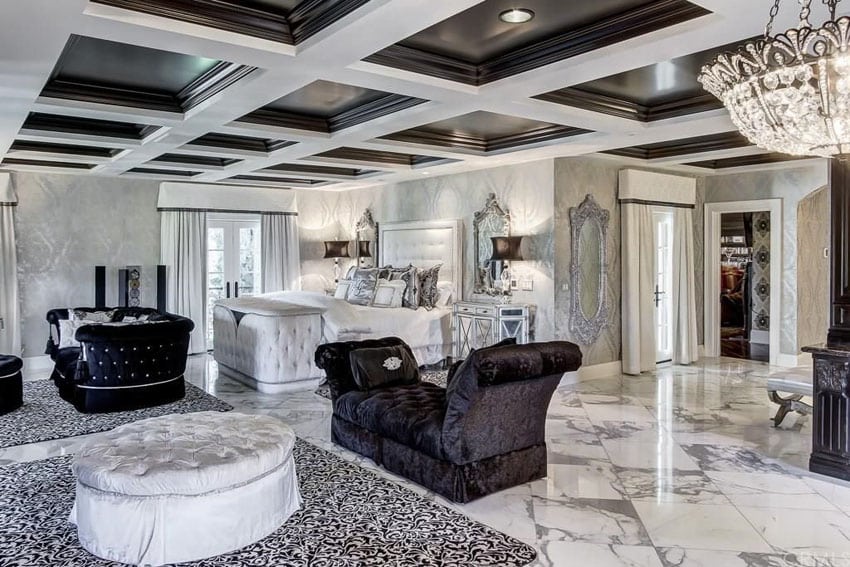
<box><xmin>315</xmin><ymin>337</ymin><xmax>414</xmax><ymax>402</ymax></box>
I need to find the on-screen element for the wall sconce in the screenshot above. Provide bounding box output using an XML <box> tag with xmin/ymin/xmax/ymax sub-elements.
<box><xmin>490</xmin><ymin>236</ymin><xmax>524</xmax><ymax>293</ymax></box>
<box><xmin>323</xmin><ymin>240</ymin><xmax>350</xmax><ymax>283</ymax></box>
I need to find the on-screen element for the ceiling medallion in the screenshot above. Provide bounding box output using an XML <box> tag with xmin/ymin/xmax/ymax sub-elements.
<box><xmin>499</xmin><ymin>8</ymin><xmax>535</xmax><ymax>24</ymax></box>
<box><xmin>699</xmin><ymin>0</ymin><xmax>850</xmax><ymax>157</ymax></box>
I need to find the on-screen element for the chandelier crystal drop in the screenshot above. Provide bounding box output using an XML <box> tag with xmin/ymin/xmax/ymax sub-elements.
<box><xmin>699</xmin><ymin>0</ymin><xmax>850</xmax><ymax>157</ymax></box>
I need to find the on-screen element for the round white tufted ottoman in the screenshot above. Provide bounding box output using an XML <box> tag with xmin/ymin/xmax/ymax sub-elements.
<box><xmin>69</xmin><ymin>411</ymin><xmax>302</xmax><ymax>566</ymax></box>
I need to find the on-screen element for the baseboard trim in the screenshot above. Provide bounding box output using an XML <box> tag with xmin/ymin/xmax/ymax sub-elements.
<box><xmin>23</xmin><ymin>355</ymin><xmax>52</xmax><ymax>372</ymax></box>
<box><xmin>562</xmin><ymin>360</ymin><xmax>622</xmax><ymax>385</ymax></box>
<box><xmin>776</xmin><ymin>353</ymin><xmax>811</xmax><ymax>368</ymax></box>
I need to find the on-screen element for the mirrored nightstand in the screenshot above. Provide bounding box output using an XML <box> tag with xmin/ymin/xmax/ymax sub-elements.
<box><xmin>452</xmin><ymin>301</ymin><xmax>534</xmax><ymax>359</ymax></box>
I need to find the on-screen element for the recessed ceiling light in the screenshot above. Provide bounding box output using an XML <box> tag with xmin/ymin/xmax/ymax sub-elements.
<box><xmin>499</xmin><ymin>8</ymin><xmax>534</xmax><ymax>24</ymax></box>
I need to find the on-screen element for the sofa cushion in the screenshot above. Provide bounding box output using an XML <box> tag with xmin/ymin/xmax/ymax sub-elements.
<box><xmin>349</xmin><ymin>345</ymin><xmax>419</xmax><ymax>391</ymax></box>
<box><xmin>54</xmin><ymin>347</ymin><xmax>81</xmax><ymax>380</ymax></box>
<box><xmin>355</xmin><ymin>382</ymin><xmax>447</xmax><ymax>460</ymax></box>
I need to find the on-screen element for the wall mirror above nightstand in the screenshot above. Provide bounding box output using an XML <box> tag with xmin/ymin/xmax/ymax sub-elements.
<box><xmin>355</xmin><ymin>208</ymin><xmax>377</xmax><ymax>268</ymax></box>
<box><xmin>473</xmin><ymin>193</ymin><xmax>511</xmax><ymax>295</ymax></box>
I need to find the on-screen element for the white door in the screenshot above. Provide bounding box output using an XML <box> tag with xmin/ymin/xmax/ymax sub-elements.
<box><xmin>207</xmin><ymin>218</ymin><xmax>261</xmax><ymax>348</ymax></box>
<box><xmin>654</xmin><ymin>210</ymin><xmax>674</xmax><ymax>363</ymax></box>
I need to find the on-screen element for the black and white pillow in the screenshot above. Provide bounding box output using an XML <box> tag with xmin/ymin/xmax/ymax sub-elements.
<box><xmin>71</xmin><ymin>309</ymin><xmax>115</xmax><ymax>323</ymax></box>
<box><xmin>389</xmin><ymin>265</ymin><xmax>419</xmax><ymax>310</ymax></box>
<box><xmin>418</xmin><ymin>264</ymin><xmax>443</xmax><ymax>310</ymax></box>
<box><xmin>346</xmin><ymin>268</ymin><xmax>381</xmax><ymax>306</ymax></box>
<box><xmin>349</xmin><ymin>345</ymin><xmax>420</xmax><ymax>390</ymax></box>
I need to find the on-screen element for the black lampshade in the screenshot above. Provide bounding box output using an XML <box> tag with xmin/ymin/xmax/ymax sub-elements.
<box><xmin>323</xmin><ymin>240</ymin><xmax>350</xmax><ymax>259</ymax></box>
<box><xmin>357</xmin><ymin>240</ymin><xmax>372</xmax><ymax>258</ymax></box>
<box><xmin>490</xmin><ymin>236</ymin><xmax>524</xmax><ymax>261</ymax></box>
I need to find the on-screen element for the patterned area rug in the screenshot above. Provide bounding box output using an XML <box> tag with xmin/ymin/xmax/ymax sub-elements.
<box><xmin>0</xmin><ymin>439</ymin><xmax>536</xmax><ymax>566</ymax></box>
<box><xmin>314</xmin><ymin>369</ymin><xmax>449</xmax><ymax>400</ymax></box>
<box><xmin>0</xmin><ymin>381</ymin><xmax>233</xmax><ymax>449</ymax></box>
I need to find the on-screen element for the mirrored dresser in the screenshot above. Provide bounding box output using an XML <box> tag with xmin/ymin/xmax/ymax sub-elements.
<box><xmin>452</xmin><ymin>301</ymin><xmax>534</xmax><ymax>359</ymax></box>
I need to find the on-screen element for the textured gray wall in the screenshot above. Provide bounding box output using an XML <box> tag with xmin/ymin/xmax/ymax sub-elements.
<box><xmin>297</xmin><ymin>160</ymin><xmax>557</xmax><ymax>340</ymax></box>
<box><xmin>796</xmin><ymin>186</ymin><xmax>829</xmax><ymax>350</ymax></box>
<box><xmin>704</xmin><ymin>162</ymin><xmax>829</xmax><ymax>355</ymax></box>
<box><xmin>12</xmin><ymin>172</ymin><xmax>161</xmax><ymax>357</ymax></box>
<box><xmin>553</xmin><ymin>157</ymin><xmax>621</xmax><ymax>366</ymax></box>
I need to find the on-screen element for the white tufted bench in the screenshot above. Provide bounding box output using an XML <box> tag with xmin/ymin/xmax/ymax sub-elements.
<box><xmin>69</xmin><ymin>411</ymin><xmax>301</xmax><ymax>566</ymax></box>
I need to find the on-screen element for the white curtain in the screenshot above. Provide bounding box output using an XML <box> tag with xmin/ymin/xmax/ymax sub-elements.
<box><xmin>261</xmin><ymin>213</ymin><xmax>301</xmax><ymax>293</ymax></box>
<box><xmin>621</xmin><ymin>202</ymin><xmax>657</xmax><ymax>375</ymax></box>
<box><xmin>671</xmin><ymin>207</ymin><xmax>699</xmax><ymax>365</ymax></box>
<box><xmin>161</xmin><ymin>210</ymin><xmax>207</xmax><ymax>354</ymax></box>
<box><xmin>0</xmin><ymin>199</ymin><xmax>20</xmax><ymax>356</ymax></box>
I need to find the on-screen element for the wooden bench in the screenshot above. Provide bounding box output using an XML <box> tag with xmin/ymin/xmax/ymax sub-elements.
<box><xmin>767</xmin><ymin>366</ymin><xmax>813</xmax><ymax>427</ymax></box>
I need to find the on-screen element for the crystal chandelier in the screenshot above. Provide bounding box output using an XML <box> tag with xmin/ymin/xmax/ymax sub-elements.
<box><xmin>699</xmin><ymin>0</ymin><xmax>850</xmax><ymax>157</ymax></box>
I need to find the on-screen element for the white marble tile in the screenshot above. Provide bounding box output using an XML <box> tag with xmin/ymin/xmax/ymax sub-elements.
<box><xmin>656</xmin><ymin>547</ymin><xmax>850</xmax><ymax>567</ymax></box>
<box><xmin>601</xmin><ymin>438</ymin><xmax>701</xmax><ymax>471</ymax></box>
<box><xmin>802</xmin><ymin>476</ymin><xmax>850</xmax><ymax>514</ymax></box>
<box><xmin>738</xmin><ymin>507</ymin><xmax>850</xmax><ymax>555</ymax></box>
<box><xmin>531</xmin><ymin>462</ymin><xmax>625</xmax><ymax>501</ymax></box>
<box><xmin>534</xmin><ymin>496</ymin><xmax>652</xmax><ymax>546</ymax></box>
<box><xmin>617</xmin><ymin>469</ymin><xmax>729</xmax><ymax>505</ymax></box>
<box><xmin>579</xmin><ymin>394</ymin><xmax>657</xmax><ymax>424</ymax></box>
<box><xmin>439</xmin><ymin>485</ymin><xmax>537</xmax><ymax>542</ymax></box>
<box><xmin>536</xmin><ymin>542</ymin><xmax>663</xmax><ymax>567</ymax></box>
<box><xmin>632</xmin><ymin>502</ymin><xmax>773</xmax><ymax>552</ymax></box>
<box><xmin>707</xmin><ymin>472</ymin><xmax>838</xmax><ymax>510</ymax></box>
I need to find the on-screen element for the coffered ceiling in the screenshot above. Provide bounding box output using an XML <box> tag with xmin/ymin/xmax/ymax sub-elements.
<box><xmin>0</xmin><ymin>0</ymin><xmax>828</xmax><ymax>191</ymax></box>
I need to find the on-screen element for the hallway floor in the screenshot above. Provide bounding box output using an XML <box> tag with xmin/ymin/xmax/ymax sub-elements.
<box><xmin>2</xmin><ymin>357</ymin><xmax>848</xmax><ymax>567</ymax></box>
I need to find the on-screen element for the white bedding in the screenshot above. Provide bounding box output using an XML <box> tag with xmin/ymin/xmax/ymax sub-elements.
<box><xmin>217</xmin><ymin>291</ymin><xmax>452</xmax><ymax>361</ymax></box>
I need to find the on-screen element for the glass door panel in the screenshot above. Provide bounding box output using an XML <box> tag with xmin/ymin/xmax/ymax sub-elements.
<box><xmin>207</xmin><ymin>218</ymin><xmax>261</xmax><ymax>349</ymax></box>
<box><xmin>654</xmin><ymin>210</ymin><xmax>674</xmax><ymax>363</ymax></box>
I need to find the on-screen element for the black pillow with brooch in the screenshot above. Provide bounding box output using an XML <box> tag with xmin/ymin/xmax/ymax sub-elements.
<box><xmin>349</xmin><ymin>345</ymin><xmax>420</xmax><ymax>390</ymax></box>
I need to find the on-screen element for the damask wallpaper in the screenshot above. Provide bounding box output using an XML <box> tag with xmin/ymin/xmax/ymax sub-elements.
<box><xmin>11</xmin><ymin>172</ymin><xmax>161</xmax><ymax>357</ymax></box>
<box><xmin>797</xmin><ymin>186</ymin><xmax>829</xmax><ymax>349</ymax></box>
<box><xmin>750</xmin><ymin>212</ymin><xmax>771</xmax><ymax>335</ymax></box>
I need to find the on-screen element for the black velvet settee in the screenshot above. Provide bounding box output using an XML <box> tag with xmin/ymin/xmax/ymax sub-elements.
<box><xmin>46</xmin><ymin>307</ymin><xmax>194</xmax><ymax>413</ymax></box>
<box><xmin>315</xmin><ymin>337</ymin><xmax>582</xmax><ymax>502</ymax></box>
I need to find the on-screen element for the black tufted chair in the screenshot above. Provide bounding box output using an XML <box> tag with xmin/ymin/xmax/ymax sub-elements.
<box><xmin>315</xmin><ymin>337</ymin><xmax>582</xmax><ymax>503</ymax></box>
<box><xmin>45</xmin><ymin>308</ymin><xmax>194</xmax><ymax>413</ymax></box>
<box><xmin>0</xmin><ymin>355</ymin><xmax>23</xmax><ymax>415</ymax></box>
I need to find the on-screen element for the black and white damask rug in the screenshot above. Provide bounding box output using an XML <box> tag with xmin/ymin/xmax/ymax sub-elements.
<box><xmin>0</xmin><ymin>381</ymin><xmax>233</xmax><ymax>449</ymax></box>
<box><xmin>315</xmin><ymin>369</ymin><xmax>449</xmax><ymax>400</ymax></box>
<box><xmin>0</xmin><ymin>439</ymin><xmax>536</xmax><ymax>566</ymax></box>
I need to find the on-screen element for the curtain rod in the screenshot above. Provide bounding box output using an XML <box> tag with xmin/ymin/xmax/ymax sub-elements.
<box><xmin>158</xmin><ymin>207</ymin><xmax>297</xmax><ymax>216</ymax></box>
<box><xmin>618</xmin><ymin>198</ymin><xmax>695</xmax><ymax>209</ymax></box>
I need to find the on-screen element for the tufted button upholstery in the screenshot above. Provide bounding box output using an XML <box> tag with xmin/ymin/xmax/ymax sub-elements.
<box><xmin>73</xmin><ymin>412</ymin><xmax>295</xmax><ymax>496</ymax></box>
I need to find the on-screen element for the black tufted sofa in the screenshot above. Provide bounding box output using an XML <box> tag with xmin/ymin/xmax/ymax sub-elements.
<box><xmin>46</xmin><ymin>307</ymin><xmax>194</xmax><ymax>413</ymax></box>
<box><xmin>0</xmin><ymin>355</ymin><xmax>23</xmax><ymax>415</ymax></box>
<box><xmin>315</xmin><ymin>337</ymin><xmax>582</xmax><ymax>503</ymax></box>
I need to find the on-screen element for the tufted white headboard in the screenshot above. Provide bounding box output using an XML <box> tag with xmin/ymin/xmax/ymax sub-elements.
<box><xmin>379</xmin><ymin>219</ymin><xmax>464</xmax><ymax>302</ymax></box>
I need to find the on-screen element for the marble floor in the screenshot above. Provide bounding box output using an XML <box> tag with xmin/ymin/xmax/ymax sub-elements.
<box><xmin>4</xmin><ymin>356</ymin><xmax>850</xmax><ymax>567</ymax></box>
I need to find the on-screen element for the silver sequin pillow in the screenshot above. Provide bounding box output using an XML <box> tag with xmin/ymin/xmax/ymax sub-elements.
<box><xmin>418</xmin><ymin>264</ymin><xmax>443</xmax><ymax>310</ymax></box>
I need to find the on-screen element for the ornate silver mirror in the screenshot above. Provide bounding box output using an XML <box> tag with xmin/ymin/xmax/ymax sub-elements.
<box><xmin>473</xmin><ymin>193</ymin><xmax>511</xmax><ymax>294</ymax></box>
<box><xmin>569</xmin><ymin>194</ymin><xmax>610</xmax><ymax>345</ymax></box>
<box><xmin>355</xmin><ymin>208</ymin><xmax>377</xmax><ymax>268</ymax></box>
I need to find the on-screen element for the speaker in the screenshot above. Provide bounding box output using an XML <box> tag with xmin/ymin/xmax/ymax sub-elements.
<box><xmin>117</xmin><ymin>269</ymin><xmax>129</xmax><ymax>308</ymax></box>
<box><xmin>157</xmin><ymin>265</ymin><xmax>167</xmax><ymax>313</ymax></box>
<box><xmin>95</xmin><ymin>266</ymin><xmax>106</xmax><ymax>308</ymax></box>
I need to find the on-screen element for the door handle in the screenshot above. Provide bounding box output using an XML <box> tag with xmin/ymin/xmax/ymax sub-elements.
<box><xmin>226</xmin><ymin>281</ymin><xmax>231</xmax><ymax>299</ymax></box>
<box><xmin>234</xmin><ymin>282</ymin><xmax>239</xmax><ymax>298</ymax></box>
<box><xmin>654</xmin><ymin>285</ymin><xmax>665</xmax><ymax>307</ymax></box>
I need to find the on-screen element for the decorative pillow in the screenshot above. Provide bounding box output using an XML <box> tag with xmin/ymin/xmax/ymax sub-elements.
<box><xmin>71</xmin><ymin>309</ymin><xmax>115</xmax><ymax>323</ymax></box>
<box><xmin>334</xmin><ymin>279</ymin><xmax>354</xmax><ymax>299</ymax></box>
<box><xmin>344</xmin><ymin>266</ymin><xmax>357</xmax><ymax>280</ymax></box>
<box><xmin>372</xmin><ymin>279</ymin><xmax>406</xmax><ymax>308</ymax></box>
<box><xmin>418</xmin><ymin>264</ymin><xmax>443</xmax><ymax>310</ymax></box>
<box><xmin>389</xmin><ymin>265</ymin><xmax>419</xmax><ymax>310</ymax></box>
<box><xmin>349</xmin><ymin>345</ymin><xmax>420</xmax><ymax>390</ymax></box>
<box><xmin>121</xmin><ymin>314</ymin><xmax>150</xmax><ymax>323</ymax></box>
<box><xmin>58</xmin><ymin>319</ymin><xmax>101</xmax><ymax>349</ymax></box>
<box><xmin>435</xmin><ymin>280</ymin><xmax>454</xmax><ymax>308</ymax></box>
<box><xmin>346</xmin><ymin>268</ymin><xmax>381</xmax><ymax>306</ymax></box>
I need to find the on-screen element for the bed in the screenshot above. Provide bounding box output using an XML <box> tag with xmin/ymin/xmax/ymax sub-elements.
<box><xmin>213</xmin><ymin>219</ymin><xmax>463</xmax><ymax>393</ymax></box>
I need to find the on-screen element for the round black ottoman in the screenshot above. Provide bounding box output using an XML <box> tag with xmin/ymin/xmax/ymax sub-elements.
<box><xmin>0</xmin><ymin>355</ymin><xmax>23</xmax><ymax>415</ymax></box>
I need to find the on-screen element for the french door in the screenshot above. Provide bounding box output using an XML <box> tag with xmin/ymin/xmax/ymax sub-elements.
<box><xmin>654</xmin><ymin>210</ymin><xmax>674</xmax><ymax>363</ymax></box>
<box><xmin>207</xmin><ymin>218</ymin><xmax>261</xmax><ymax>348</ymax></box>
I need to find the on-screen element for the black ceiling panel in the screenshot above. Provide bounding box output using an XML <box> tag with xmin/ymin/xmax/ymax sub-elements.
<box><xmin>536</xmin><ymin>40</ymin><xmax>751</xmax><ymax>121</ymax></box>
<box><xmin>126</xmin><ymin>167</ymin><xmax>200</xmax><ymax>177</ymax></box>
<box><xmin>1</xmin><ymin>158</ymin><xmax>95</xmax><ymax>170</ymax></box>
<box><xmin>229</xmin><ymin>174</ymin><xmax>328</xmax><ymax>186</ymax></box>
<box><xmin>382</xmin><ymin>110</ymin><xmax>589</xmax><ymax>152</ymax></box>
<box><xmin>90</xmin><ymin>0</ymin><xmax>370</xmax><ymax>45</ymax></box>
<box><xmin>686</xmin><ymin>153</ymin><xmax>809</xmax><ymax>169</ymax></box>
<box><xmin>188</xmin><ymin>133</ymin><xmax>294</xmax><ymax>154</ymax></box>
<box><xmin>364</xmin><ymin>0</ymin><xmax>709</xmax><ymax>85</ymax></box>
<box><xmin>239</xmin><ymin>80</ymin><xmax>426</xmax><ymax>133</ymax></box>
<box><xmin>605</xmin><ymin>132</ymin><xmax>751</xmax><ymax>160</ymax></box>
<box><xmin>20</xmin><ymin>113</ymin><xmax>159</xmax><ymax>141</ymax></box>
<box><xmin>150</xmin><ymin>153</ymin><xmax>242</xmax><ymax>168</ymax></box>
<box><xmin>261</xmin><ymin>163</ymin><xmax>377</xmax><ymax>178</ymax></box>
<box><xmin>312</xmin><ymin>147</ymin><xmax>443</xmax><ymax>167</ymax></box>
<box><xmin>42</xmin><ymin>35</ymin><xmax>256</xmax><ymax>113</ymax></box>
<box><xmin>9</xmin><ymin>140</ymin><xmax>122</xmax><ymax>158</ymax></box>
